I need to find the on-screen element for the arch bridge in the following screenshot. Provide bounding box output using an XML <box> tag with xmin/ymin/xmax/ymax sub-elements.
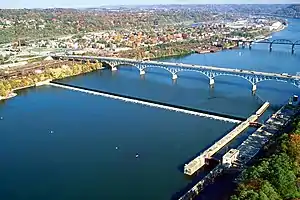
<box><xmin>227</xmin><ymin>38</ymin><xmax>300</xmax><ymax>53</ymax></box>
<box><xmin>53</xmin><ymin>55</ymin><xmax>300</xmax><ymax>93</ymax></box>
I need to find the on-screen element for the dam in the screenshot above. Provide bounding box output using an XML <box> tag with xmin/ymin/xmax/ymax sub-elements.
<box><xmin>48</xmin><ymin>81</ymin><xmax>245</xmax><ymax>123</ymax></box>
<box><xmin>183</xmin><ymin>102</ymin><xmax>270</xmax><ymax>176</ymax></box>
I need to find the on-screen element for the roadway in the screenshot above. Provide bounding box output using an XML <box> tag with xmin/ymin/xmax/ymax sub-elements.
<box><xmin>53</xmin><ymin>55</ymin><xmax>300</xmax><ymax>81</ymax></box>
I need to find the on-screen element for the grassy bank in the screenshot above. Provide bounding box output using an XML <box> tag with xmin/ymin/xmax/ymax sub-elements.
<box><xmin>0</xmin><ymin>61</ymin><xmax>102</xmax><ymax>99</ymax></box>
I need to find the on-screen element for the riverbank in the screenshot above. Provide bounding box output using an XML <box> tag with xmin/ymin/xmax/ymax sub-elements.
<box><xmin>0</xmin><ymin>61</ymin><xmax>103</xmax><ymax>101</ymax></box>
<box><xmin>147</xmin><ymin>51</ymin><xmax>193</xmax><ymax>60</ymax></box>
<box><xmin>0</xmin><ymin>92</ymin><xmax>17</xmax><ymax>100</ymax></box>
<box><xmin>231</xmin><ymin>109</ymin><xmax>300</xmax><ymax>199</ymax></box>
<box><xmin>184</xmin><ymin>101</ymin><xmax>300</xmax><ymax>200</ymax></box>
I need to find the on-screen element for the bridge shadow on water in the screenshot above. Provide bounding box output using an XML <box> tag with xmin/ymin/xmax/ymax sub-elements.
<box><xmin>104</xmin><ymin>67</ymin><xmax>299</xmax><ymax>112</ymax></box>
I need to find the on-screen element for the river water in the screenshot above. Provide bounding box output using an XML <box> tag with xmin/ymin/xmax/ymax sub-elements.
<box><xmin>0</xmin><ymin>19</ymin><xmax>300</xmax><ymax>200</ymax></box>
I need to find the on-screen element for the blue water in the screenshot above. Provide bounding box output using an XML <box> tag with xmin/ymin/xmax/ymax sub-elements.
<box><xmin>0</xmin><ymin>18</ymin><xmax>300</xmax><ymax>200</ymax></box>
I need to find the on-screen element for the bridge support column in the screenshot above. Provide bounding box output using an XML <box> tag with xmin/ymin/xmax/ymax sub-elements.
<box><xmin>209</xmin><ymin>78</ymin><xmax>215</xmax><ymax>88</ymax></box>
<box><xmin>172</xmin><ymin>74</ymin><xmax>178</xmax><ymax>80</ymax></box>
<box><xmin>242</xmin><ymin>42</ymin><xmax>245</xmax><ymax>48</ymax></box>
<box><xmin>249</xmin><ymin>43</ymin><xmax>252</xmax><ymax>50</ymax></box>
<box><xmin>252</xmin><ymin>84</ymin><xmax>257</xmax><ymax>94</ymax></box>
<box><xmin>111</xmin><ymin>66</ymin><xmax>117</xmax><ymax>71</ymax></box>
<box><xmin>140</xmin><ymin>70</ymin><xmax>145</xmax><ymax>75</ymax></box>
<box><xmin>292</xmin><ymin>48</ymin><xmax>295</xmax><ymax>54</ymax></box>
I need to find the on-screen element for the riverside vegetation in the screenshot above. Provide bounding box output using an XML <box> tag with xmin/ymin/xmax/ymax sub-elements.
<box><xmin>231</xmin><ymin>113</ymin><xmax>300</xmax><ymax>200</ymax></box>
<box><xmin>0</xmin><ymin>61</ymin><xmax>102</xmax><ymax>98</ymax></box>
<box><xmin>113</xmin><ymin>39</ymin><xmax>237</xmax><ymax>60</ymax></box>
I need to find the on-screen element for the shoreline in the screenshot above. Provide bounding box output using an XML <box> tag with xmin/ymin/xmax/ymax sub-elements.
<box><xmin>0</xmin><ymin>22</ymin><xmax>289</xmax><ymax>101</ymax></box>
<box><xmin>0</xmin><ymin>92</ymin><xmax>17</xmax><ymax>100</ymax></box>
<box><xmin>0</xmin><ymin>80</ymin><xmax>52</xmax><ymax>100</ymax></box>
<box><xmin>148</xmin><ymin>52</ymin><xmax>193</xmax><ymax>61</ymax></box>
<box><xmin>0</xmin><ymin>63</ymin><xmax>104</xmax><ymax>101</ymax></box>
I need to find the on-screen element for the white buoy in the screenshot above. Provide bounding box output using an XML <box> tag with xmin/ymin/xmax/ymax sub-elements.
<box><xmin>0</xmin><ymin>117</ymin><xmax>3</xmax><ymax>120</ymax></box>
<box><xmin>135</xmin><ymin>153</ymin><xmax>139</xmax><ymax>158</ymax></box>
<box><xmin>50</xmin><ymin>130</ymin><xmax>54</xmax><ymax>134</ymax></box>
<box><xmin>115</xmin><ymin>146</ymin><xmax>118</xmax><ymax>150</ymax></box>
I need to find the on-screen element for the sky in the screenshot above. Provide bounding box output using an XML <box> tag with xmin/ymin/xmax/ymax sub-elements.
<box><xmin>1</xmin><ymin>0</ymin><xmax>300</xmax><ymax>9</ymax></box>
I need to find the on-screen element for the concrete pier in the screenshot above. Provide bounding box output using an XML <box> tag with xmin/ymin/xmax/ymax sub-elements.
<box><xmin>35</xmin><ymin>79</ymin><xmax>52</xmax><ymax>86</ymax></box>
<box><xmin>111</xmin><ymin>67</ymin><xmax>117</xmax><ymax>71</ymax></box>
<box><xmin>252</xmin><ymin>84</ymin><xmax>257</xmax><ymax>92</ymax></box>
<box><xmin>140</xmin><ymin>70</ymin><xmax>145</xmax><ymax>75</ymax></box>
<box><xmin>183</xmin><ymin>102</ymin><xmax>270</xmax><ymax>176</ymax></box>
<box><xmin>209</xmin><ymin>78</ymin><xmax>215</xmax><ymax>87</ymax></box>
<box><xmin>178</xmin><ymin>102</ymin><xmax>300</xmax><ymax>200</ymax></box>
<box><xmin>172</xmin><ymin>74</ymin><xmax>178</xmax><ymax>80</ymax></box>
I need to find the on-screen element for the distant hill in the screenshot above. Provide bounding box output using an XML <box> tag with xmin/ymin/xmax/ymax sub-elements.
<box><xmin>273</xmin><ymin>4</ymin><xmax>300</xmax><ymax>18</ymax></box>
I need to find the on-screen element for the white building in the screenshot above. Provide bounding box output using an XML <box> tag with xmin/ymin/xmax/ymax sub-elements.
<box><xmin>269</xmin><ymin>21</ymin><xmax>282</xmax><ymax>31</ymax></box>
<box><xmin>222</xmin><ymin>149</ymin><xmax>239</xmax><ymax>167</ymax></box>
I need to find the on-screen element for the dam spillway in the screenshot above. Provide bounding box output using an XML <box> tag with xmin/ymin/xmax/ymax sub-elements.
<box><xmin>48</xmin><ymin>81</ymin><xmax>245</xmax><ymax>123</ymax></box>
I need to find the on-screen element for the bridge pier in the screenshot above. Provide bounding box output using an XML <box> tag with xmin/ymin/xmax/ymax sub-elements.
<box><xmin>111</xmin><ymin>66</ymin><xmax>117</xmax><ymax>71</ymax></box>
<box><xmin>140</xmin><ymin>70</ymin><xmax>145</xmax><ymax>75</ymax></box>
<box><xmin>172</xmin><ymin>74</ymin><xmax>178</xmax><ymax>80</ymax></box>
<box><xmin>249</xmin><ymin>42</ymin><xmax>252</xmax><ymax>50</ymax></box>
<box><xmin>242</xmin><ymin>42</ymin><xmax>245</xmax><ymax>48</ymax></box>
<box><xmin>209</xmin><ymin>78</ymin><xmax>215</xmax><ymax>88</ymax></box>
<box><xmin>252</xmin><ymin>84</ymin><xmax>257</xmax><ymax>94</ymax></box>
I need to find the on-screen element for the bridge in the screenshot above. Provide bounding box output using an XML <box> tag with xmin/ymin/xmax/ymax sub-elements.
<box><xmin>227</xmin><ymin>38</ymin><xmax>300</xmax><ymax>54</ymax></box>
<box><xmin>52</xmin><ymin>55</ymin><xmax>300</xmax><ymax>93</ymax></box>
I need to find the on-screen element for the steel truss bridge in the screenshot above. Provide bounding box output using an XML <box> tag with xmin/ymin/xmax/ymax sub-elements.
<box><xmin>52</xmin><ymin>55</ymin><xmax>300</xmax><ymax>92</ymax></box>
<box><xmin>227</xmin><ymin>38</ymin><xmax>300</xmax><ymax>54</ymax></box>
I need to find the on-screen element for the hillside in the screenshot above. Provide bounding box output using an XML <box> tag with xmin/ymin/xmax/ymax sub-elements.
<box><xmin>274</xmin><ymin>4</ymin><xmax>300</xmax><ymax>18</ymax></box>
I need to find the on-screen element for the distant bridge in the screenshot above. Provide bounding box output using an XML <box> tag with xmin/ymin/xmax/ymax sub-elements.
<box><xmin>227</xmin><ymin>38</ymin><xmax>300</xmax><ymax>53</ymax></box>
<box><xmin>51</xmin><ymin>55</ymin><xmax>300</xmax><ymax>93</ymax></box>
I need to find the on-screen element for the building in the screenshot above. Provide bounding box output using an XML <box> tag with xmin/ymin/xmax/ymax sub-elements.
<box><xmin>222</xmin><ymin>149</ymin><xmax>239</xmax><ymax>167</ymax></box>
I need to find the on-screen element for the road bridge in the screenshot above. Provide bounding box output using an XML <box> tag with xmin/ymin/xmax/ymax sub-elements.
<box><xmin>227</xmin><ymin>38</ymin><xmax>300</xmax><ymax>53</ymax></box>
<box><xmin>51</xmin><ymin>55</ymin><xmax>300</xmax><ymax>93</ymax></box>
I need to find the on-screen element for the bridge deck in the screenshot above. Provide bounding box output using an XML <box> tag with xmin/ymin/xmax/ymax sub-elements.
<box><xmin>52</xmin><ymin>55</ymin><xmax>300</xmax><ymax>82</ymax></box>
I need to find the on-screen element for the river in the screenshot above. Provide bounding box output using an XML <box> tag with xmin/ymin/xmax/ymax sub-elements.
<box><xmin>0</xmin><ymin>19</ymin><xmax>300</xmax><ymax>200</ymax></box>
